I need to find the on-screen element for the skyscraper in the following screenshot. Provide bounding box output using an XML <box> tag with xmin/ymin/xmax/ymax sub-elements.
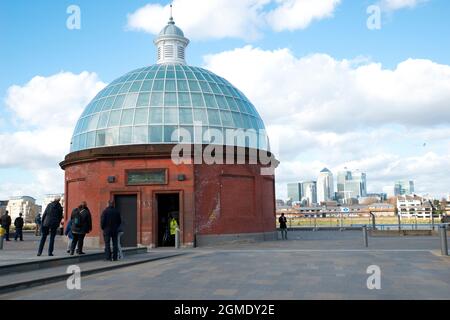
<box><xmin>302</xmin><ymin>181</ymin><xmax>317</xmax><ymax>205</ymax></box>
<box><xmin>317</xmin><ymin>168</ymin><xmax>334</xmax><ymax>203</ymax></box>
<box><xmin>394</xmin><ymin>180</ymin><xmax>415</xmax><ymax>196</ymax></box>
<box><xmin>287</xmin><ymin>183</ymin><xmax>302</xmax><ymax>202</ymax></box>
<box><xmin>336</xmin><ymin>169</ymin><xmax>367</xmax><ymax>201</ymax></box>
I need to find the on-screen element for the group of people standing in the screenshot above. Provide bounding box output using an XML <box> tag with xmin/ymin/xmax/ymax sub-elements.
<box><xmin>36</xmin><ymin>197</ymin><xmax>124</xmax><ymax>261</ymax></box>
<box><xmin>0</xmin><ymin>211</ymin><xmax>25</xmax><ymax>241</ymax></box>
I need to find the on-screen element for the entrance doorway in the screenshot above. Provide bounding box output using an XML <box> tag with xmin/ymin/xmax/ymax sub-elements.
<box><xmin>156</xmin><ymin>193</ymin><xmax>180</xmax><ymax>247</ymax></box>
<box><xmin>114</xmin><ymin>194</ymin><xmax>138</xmax><ymax>247</ymax></box>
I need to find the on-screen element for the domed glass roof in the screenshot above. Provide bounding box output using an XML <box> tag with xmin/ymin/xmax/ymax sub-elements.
<box><xmin>159</xmin><ymin>23</ymin><xmax>184</xmax><ymax>37</ymax></box>
<box><xmin>70</xmin><ymin>64</ymin><xmax>268</xmax><ymax>152</ymax></box>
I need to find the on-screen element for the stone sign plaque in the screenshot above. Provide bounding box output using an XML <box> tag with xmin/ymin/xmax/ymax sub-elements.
<box><xmin>126</xmin><ymin>169</ymin><xmax>167</xmax><ymax>185</ymax></box>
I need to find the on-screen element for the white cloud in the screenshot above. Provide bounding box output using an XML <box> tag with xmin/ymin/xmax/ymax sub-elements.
<box><xmin>126</xmin><ymin>0</ymin><xmax>341</xmax><ymax>40</ymax></box>
<box><xmin>204</xmin><ymin>46</ymin><xmax>450</xmax><ymax>130</ymax></box>
<box><xmin>266</xmin><ymin>0</ymin><xmax>341</xmax><ymax>32</ymax></box>
<box><xmin>6</xmin><ymin>71</ymin><xmax>105</xmax><ymax>128</ymax></box>
<box><xmin>203</xmin><ymin>46</ymin><xmax>450</xmax><ymax>199</ymax></box>
<box><xmin>380</xmin><ymin>0</ymin><xmax>429</xmax><ymax>11</ymax></box>
<box><xmin>0</xmin><ymin>72</ymin><xmax>106</xmax><ymax>200</ymax></box>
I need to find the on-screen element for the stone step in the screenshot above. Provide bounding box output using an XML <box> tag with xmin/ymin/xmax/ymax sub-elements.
<box><xmin>0</xmin><ymin>247</ymin><xmax>148</xmax><ymax>276</ymax></box>
<box><xmin>0</xmin><ymin>252</ymin><xmax>185</xmax><ymax>295</ymax></box>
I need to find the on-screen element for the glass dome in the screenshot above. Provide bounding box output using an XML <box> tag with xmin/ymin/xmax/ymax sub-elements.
<box><xmin>70</xmin><ymin>64</ymin><xmax>268</xmax><ymax>153</ymax></box>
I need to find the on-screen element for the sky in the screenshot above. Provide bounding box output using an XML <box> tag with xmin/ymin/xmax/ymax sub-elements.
<box><xmin>1</xmin><ymin>0</ymin><xmax>450</xmax><ymax>203</ymax></box>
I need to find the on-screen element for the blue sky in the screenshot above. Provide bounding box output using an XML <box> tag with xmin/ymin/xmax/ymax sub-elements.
<box><xmin>1</xmin><ymin>0</ymin><xmax>450</xmax><ymax>202</ymax></box>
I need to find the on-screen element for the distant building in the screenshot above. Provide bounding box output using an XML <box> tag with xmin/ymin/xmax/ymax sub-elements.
<box><xmin>317</xmin><ymin>168</ymin><xmax>334</xmax><ymax>203</ymax></box>
<box><xmin>302</xmin><ymin>181</ymin><xmax>317</xmax><ymax>205</ymax></box>
<box><xmin>287</xmin><ymin>183</ymin><xmax>302</xmax><ymax>202</ymax></box>
<box><xmin>396</xmin><ymin>195</ymin><xmax>432</xmax><ymax>219</ymax></box>
<box><xmin>42</xmin><ymin>194</ymin><xmax>65</xmax><ymax>215</ymax></box>
<box><xmin>394</xmin><ymin>180</ymin><xmax>415</xmax><ymax>196</ymax></box>
<box><xmin>6</xmin><ymin>196</ymin><xmax>40</xmax><ymax>223</ymax></box>
<box><xmin>337</xmin><ymin>169</ymin><xmax>367</xmax><ymax>202</ymax></box>
<box><xmin>0</xmin><ymin>200</ymin><xmax>8</xmax><ymax>216</ymax></box>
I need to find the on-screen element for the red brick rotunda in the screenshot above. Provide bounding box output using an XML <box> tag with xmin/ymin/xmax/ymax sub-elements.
<box><xmin>60</xmin><ymin>13</ymin><xmax>278</xmax><ymax>248</ymax></box>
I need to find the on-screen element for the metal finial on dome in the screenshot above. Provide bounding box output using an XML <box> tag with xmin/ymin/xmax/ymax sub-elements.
<box><xmin>168</xmin><ymin>4</ymin><xmax>175</xmax><ymax>24</ymax></box>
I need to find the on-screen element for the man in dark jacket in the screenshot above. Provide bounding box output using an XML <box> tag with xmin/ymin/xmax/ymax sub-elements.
<box><xmin>70</xmin><ymin>201</ymin><xmax>92</xmax><ymax>255</ymax></box>
<box><xmin>37</xmin><ymin>197</ymin><xmax>63</xmax><ymax>256</ymax></box>
<box><xmin>101</xmin><ymin>200</ymin><xmax>122</xmax><ymax>261</ymax></box>
<box><xmin>279</xmin><ymin>213</ymin><xmax>288</xmax><ymax>240</ymax></box>
<box><xmin>14</xmin><ymin>213</ymin><xmax>24</xmax><ymax>241</ymax></box>
<box><xmin>1</xmin><ymin>211</ymin><xmax>12</xmax><ymax>241</ymax></box>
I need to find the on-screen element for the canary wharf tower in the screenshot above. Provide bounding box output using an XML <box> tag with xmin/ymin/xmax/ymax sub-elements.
<box><xmin>60</xmin><ymin>11</ymin><xmax>277</xmax><ymax>248</ymax></box>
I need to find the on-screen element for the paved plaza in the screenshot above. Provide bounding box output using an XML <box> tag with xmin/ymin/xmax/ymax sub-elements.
<box><xmin>0</xmin><ymin>230</ymin><xmax>449</xmax><ymax>300</ymax></box>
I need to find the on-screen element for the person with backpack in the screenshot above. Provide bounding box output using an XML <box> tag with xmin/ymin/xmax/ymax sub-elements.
<box><xmin>64</xmin><ymin>218</ymin><xmax>74</xmax><ymax>253</ymax></box>
<box><xmin>1</xmin><ymin>211</ymin><xmax>12</xmax><ymax>241</ymax></box>
<box><xmin>34</xmin><ymin>213</ymin><xmax>42</xmax><ymax>236</ymax></box>
<box><xmin>37</xmin><ymin>197</ymin><xmax>63</xmax><ymax>256</ymax></box>
<box><xmin>70</xmin><ymin>201</ymin><xmax>92</xmax><ymax>255</ymax></box>
<box><xmin>14</xmin><ymin>213</ymin><xmax>24</xmax><ymax>241</ymax></box>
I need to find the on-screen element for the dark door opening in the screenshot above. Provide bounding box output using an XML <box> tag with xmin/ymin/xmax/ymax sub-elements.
<box><xmin>156</xmin><ymin>193</ymin><xmax>180</xmax><ymax>247</ymax></box>
<box><xmin>114</xmin><ymin>194</ymin><xmax>138</xmax><ymax>247</ymax></box>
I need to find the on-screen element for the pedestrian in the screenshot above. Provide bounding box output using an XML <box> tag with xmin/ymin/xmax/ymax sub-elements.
<box><xmin>279</xmin><ymin>213</ymin><xmax>288</xmax><ymax>240</ymax></box>
<box><xmin>34</xmin><ymin>213</ymin><xmax>42</xmax><ymax>236</ymax></box>
<box><xmin>64</xmin><ymin>218</ymin><xmax>73</xmax><ymax>253</ymax></box>
<box><xmin>117</xmin><ymin>222</ymin><xmax>124</xmax><ymax>260</ymax></box>
<box><xmin>14</xmin><ymin>213</ymin><xmax>24</xmax><ymax>241</ymax></box>
<box><xmin>70</xmin><ymin>201</ymin><xmax>92</xmax><ymax>255</ymax></box>
<box><xmin>37</xmin><ymin>197</ymin><xmax>63</xmax><ymax>256</ymax></box>
<box><xmin>101</xmin><ymin>200</ymin><xmax>121</xmax><ymax>261</ymax></box>
<box><xmin>169</xmin><ymin>214</ymin><xmax>178</xmax><ymax>246</ymax></box>
<box><xmin>0</xmin><ymin>211</ymin><xmax>12</xmax><ymax>241</ymax></box>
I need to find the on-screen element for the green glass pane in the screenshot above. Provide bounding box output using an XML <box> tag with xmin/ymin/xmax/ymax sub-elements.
<box><xmin>96</xmin><ymin>130</ymin><xmax>106</xmax><ymax>147</ymax></box>
<box><xmin>141</xmin><ymin>80</ymin><xmax>153</xmax><ymax>91</ymax></box>
<box><xmin>137</xmin><ymin>93</ymin><xmax>150</xmax><ymax>107</ymax></box>
<box><xmin>149</xmin><ymin>126</ymin><xmax>163</xmax><ymax>142</ymax></box>
<box><xmin>176</xmin><ymin>71</ymin><xmax>186</xmax><ymax>79</ymax></box>
<box><xmin>177</xmin><ymin>80</ymin><xmax>189</xmax><ymax>91</ymax></box>
<box><xmin>215</xmin><ymin>95</ymin><xmax>229</xmax><ymax>109</ymax></box>
<box><xmin>101</xmin><ymin>96</ymin><xmax>115</xmax><ymax>111</ymax></box>
<box><xmin>119</xmin><ymin>127</ymin><xmax>132</xmax><ymax>144</ymax></box>
<box><xmin>164</xmin><ymin>92</ymin><xmax>177</xmax><ymax>106</ymax></box>
<box><xmin>150</xmin><ymin>92</ymin><xmax>163</xmax><ymax>106</ymax></box>
<box><xmin>118</xmin><ymin>82</ymin><xmax>132</xmax><ymax>94</ymax></box>
<box><xmin>133</xmin><ymin>126</ymin><xmax>148</xmax><ymax>144</ymax></box>
<box><xmin>97</xmin><ymin>112</ymin><xmax>109</xmax><ymax>129</ymax></box>
<box><xmin>207</xmin><ymin>109</ymin><xmax>221</xmax><ymax>126</ymax></box>
<box><xmin>108</xmin><ymin>110</ymin><xmax>122</xmax><ymax>126</ymax></box>
<box><xmin>188</xmin><ymin>80</ymin><xmax>200</xmax><ymax>91</ymax></box>
<box><xmin>120</xmin><ymin>109</ymin><xmax>134</xmax><ymax>125</ymax></box>
<box><xmin>123</xmin><ymin>93</ymin><xmax>138</xmax><ymax>108</ymax></box>
<box><xmin>179</xmin><ymin>108</ymin><xmax>193</xmax><ymax>124</ymax></box>
<box><xmin>149</xmin><ymin>108</ymin><xmax>163</xmax><ymax>124</ymax></box>
<box><xmin>165</xmin><ymin>80</ymin><xmax>176</xmax><ymax>91</ymax></box>
<box><xmin>220</xmin><ymin>111</ymin><xmax>234</xmax><ymax>127</ymax></box>
<box><xmin>134</xmin><ymin>108</ymin><xmax>148</xmax><ymax>125</ymax></box>
<box><xmin>164</xmin><ymin>108</ymin><xmax>178</xmax><ymax>124</ymax></box>
<box><xmin>112</xmin><ymin>95</ymin><xmax>125</xmax><ymax>109</ymax></box>
<box><xmin>199</xmin><ymin>81</ymin><xmax>212</xmax><ymax>93</ymax></box>
<box><xmin>164</xmin><ymin>125</ymin><xmax>178</xmax><ymax>143</ymax></box>
<box><xmin>129</xmin><ymin>81</ymin><xmax>142</xmax><ymax>92</ymax></box>
<box><xmin>86</xmin><ymin>131</ymin><xmax>96</xmax><ymax>148</ymax></box>
<box><xmin>204</xmin><ymin>94</ymin><xmax>218</xmax><ymax>108</ymax></box>
<box><xmin>152</xmin><ymin>80</ymin><xmax>164</xmax><ymax>91</ymax></box>
<box><xmin>193</xmin><ymin>109</ymin><xmax>207</xmax><ymax>125</ymax></box>
<box><xmin>178</xmin><ymin>92</ymin><xmax>191</xmax><ymax>106</ymax></box>
<box><xmin>191</xmin><ymin>93</ymin><xmax>204</xmax><ymax>107</ymax></box>
<box><xmin>226</xmin><ymin>97</ymin><xmax>239</xmax><ymax>111</ymax></box>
